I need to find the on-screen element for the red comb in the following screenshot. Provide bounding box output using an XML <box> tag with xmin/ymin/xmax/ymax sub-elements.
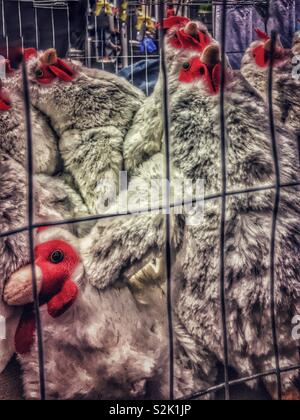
<box><xmin>255</xmin><ymin>28</ymin><xmax>270</xmax><ymax>41</ymax></box>
<box><xmin>169</xmin><ymin>27</ymin><xmax>211</xmax><ymax>52</ymax></box>
<box><xmin>157</xmin><ymin>16</ymin><xmax>190</xmax><ymax>30</ymax></box>
<box><xmin>167</xmin><ymin>6</ymin><xmax>175</xmax><ymax>18</ymax></box>
<box><xmin>23</xmin><ymin>48</ymin><xmax>38</xmax><ymax>62</ymax></box>
<box><xmin>35</xmin><ymin>57</ymin><xmax>75</xmax><ymax>85</ymax></box>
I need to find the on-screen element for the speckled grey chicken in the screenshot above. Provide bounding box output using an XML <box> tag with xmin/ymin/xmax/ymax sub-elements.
<box><xmin>2</xmin><ymin>226</ymin><xmax>172</xmax><ymax>400</ymax></box>
<box><xmin>10</xmin><ymin>49</ymin><xmax>145</xmax><ymax>214</ymax></box>
<box><xmin>0</xmin><ymin>50</ymin><xmax>143</xmax><ymax>399</ymax></box>
<box><xmin>124</xmin><ymin>18</ymin><xmax>213</xmax><ymax>175</ymax></box>
<box><xmin>81</xmin><ymin>43</ymin><xmax>300</xmax><ymax>399</ymax></box>
<box><xmin>0</xmin><ymin>157</ymin><xmax>90</xmax><ymax>378</ymax></box>
<box><xmin>241</xmin><ymin>28</ymin><xmax>300</xmax><ymax>135</ymax></box>
<box><xmin>0</xmin><ymin>63</ymin><xmax>88</xmax><ymax>378</ymax></box>
<box><xmin>1</xmin><ymin>60</ymin><xmax>59</xmax><ymax>175</ymax></box>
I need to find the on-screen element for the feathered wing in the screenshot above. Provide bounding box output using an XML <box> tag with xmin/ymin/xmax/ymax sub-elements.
<box><xmin>124</xmin><ymin>78</ymin><xmax>164</xmax><ymax>174</ymax></box>
<box><xmin>0</xmin><ymin>157</ymin><xmax>28</xmax><ymax>373</ymax></box>
<box><xmin>25</xmin><ymin>60</ymin><xmax>145</xmax><ymax>215</ymax></box>
<box><xmin>80</xmin><ymin>153</ymin><xmax>168</xmax><ymax>290</ymax></box>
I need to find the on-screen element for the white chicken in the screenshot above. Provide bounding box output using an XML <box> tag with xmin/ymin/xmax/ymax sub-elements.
<box><xmin>124</xmin><ymin>18</ymin><xmax>213</xmax><ymax>175</ymax></box>
<box><xmin>241</xmin><ymin>28</ymin><xmax>300</xmax><ymax>135</ymax></box>
<box><xmin>9</xmin><ymin>49</ymin><xmax>145</xmax><ymax>215</ymax></box>
<box><xmin>78</xmin><ymin>43</ymin><xmax>300</xmax><ymax>399</ymax></box>
<box><xmin>3</xmin><ymin>226</ymin><xmax>181</xmax><ymax>400</ymax></box>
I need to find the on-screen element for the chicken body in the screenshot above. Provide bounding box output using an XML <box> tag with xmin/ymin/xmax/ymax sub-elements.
<box><xmin>124</xmin><ymin>20</ymin><xmax>213</xmax><ymax>175</ymax></box>
<box><xmin>82</xmin><ymin>52</ymin><xmax>300</xmax><ymax>398</ymax></box>
<box><xmin>12</xmin><ymin>51</ymin><xmax>145</xmax><ymax>215</ymax></box>
<box><xmin>4</xmin><ymin>228</ymin><xmax>172</xmax><ymax>400</ymax></box>
<box><xmin>0</xmin><ymin>75</ymin><xmax>88</xmax><ymax>375</ymax></box>
<box><xmin>1</xmin><ymin>73</ymin><xmax>59</xmax><ymax>175</ymax></box>
<box><xmin>241</xmin><ymin>33</ymin><xmax>300</xmax><ymax>135</ymax></box>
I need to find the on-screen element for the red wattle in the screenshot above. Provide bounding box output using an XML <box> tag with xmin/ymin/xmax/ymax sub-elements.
<box><xmin>253</xmin><ymin>44</ymin><xmax>268</xmax><ymax>67</ymax></box>
<box><xmin>15</xmin><ymin>306</ymin><xmax>36</xmax><ymax>355</ymax></box>
<box><xmin>15</xmin><ymin>238</ymin><xmax>80</xmax><ymax>355</ymax></box>
<box><xmin>36</xmin><ymin>58</ymin><xmax>75</xmax><ymax>84</ymax></box>
<box><xmin>179</xmin><ymin>57</ymin><xmax>221</xmax><ymax>95</ymax></box>
<box><xmin>0</xmin><ymin>90</ymin><xmax>12</xmax><ymax>111</ymax></box>
<box><xmin>255</xmin><ymin>28</ymin><xmax>270</xmax><ymax>42</ymax></box>
<box><xmin>47</xmin><ymin>279</ymin><xmax>78</xmax><ymax>318</ymax></box>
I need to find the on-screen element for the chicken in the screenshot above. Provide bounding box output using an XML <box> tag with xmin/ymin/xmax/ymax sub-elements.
<box><xmin>3</xmin><ymin>227</ymin><xmax>172</xmax><ymax>400</ymax></box>
<box><xmin>0</xmin><ymin>48</ymin><xmax>143</xmax><ymax>387</ymax></box>
<box><xmin>10</xmin><ymin>49</ymin><xmax>145</xmax><ymax>214</ymax></box>
<box><xmin>0</xmin><ymin>59</ymin><xmax>88</xmax><ymax>374</ymax></box>
<box><xmin>1</xmin><ymin>54</ymin><xmax>59</xmax><ymax>176</ymax></box>
<box><xmin>80</xmin><ymin>43</ymin><xmax>300</xmax><ymax>399</ymax></box>
<box><xmin>241</xmin><ymin>28</ymin><xmax>300</xmax><ymax>135</ymax></box>
<box><xmin>164</xmin><ymin>17</ymin><xmax>212</xmax><ymax>64</ymax></box>
<box><xmin>0</xmin><ymin>155</ymin><xmax>89</xmax><ymax>374</ymax></box>
<box><xmin>124</xmin><ymin>18</ymin><xmax>213</xmax><ymax>175</ymax></box>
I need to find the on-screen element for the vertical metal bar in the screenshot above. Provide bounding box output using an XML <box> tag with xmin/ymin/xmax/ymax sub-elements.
<box><xmin>158</xmin><ymin>0</ymin><xmax>174</xmax><ymax>401</ymax></box>
<box><xmin>2</xmin><ymin>0</ymin><xmax>5</xmax><ymax>37</ymax></box>
<box><xmin>35</xmin><ymin>6</ymin><xmax>39</xmax><ymax>50</ymax></box>
<box><xmin>121</xmin><ymin>20</ymin><xmax>128</xmax><ymax>68</ymax></box>
<box><xmin>94</xmin><ymin>14</ymin><xmax>99</xmax><ymax>62</ymax></box>
<box><xmin>145</xmin><ymin>1</ymin><xmax>149</xmax><ymax>96</ymax></box>
<box><xmin>129</xmin><ymin>7</ymin><xmax>134</xmax><ymax>84</ymax></box>
<box><xmin>268</xmin><ymin>30</ymin><xmax>283</xmax><ymax>401</ymax></box>
<box><xmin>86</xmin><ymin>0</ymin><xmax>92</xmax><ymax>68</ymax></box>
<box><xmin>51</xmin><ymin>6</ymin><xmax>55</xmax><ymax>48</ymax></box>
<box><xmin>22</xmin><ymin>58</ymin><xmax>46</xmax><ymax>401</ymax></box>
<box><xmin>66</xmin><ymin>2</ymin><xmax>71</xmax><ymax>51</ymax></box>
<box><xmin>17</xmin><ymin>1</ymin><xmax>24</xmax><ymax>52</ymax></box>
<box><xmin>219</xmin><ymin>0</ymin><xmax>230</xmax><ymax>401</ymax></box>
<box><xmin>114</xmin><ymin>0</ymin><xmax>119</xmax><ymax>74</ymax></box>
<box><xmin>5</xmin><ymin>35</ymin><xmax>8</xmax><ymax>59</ymax></box>
<box><xmin>212</xmin><ymin>1</ymin><xmax>216</xmax><ymax>39</ymax></box>
<box><xmin>18</xmin><ymin>1</ymin><xmax>22</xmax><ymax>38</ymax></box>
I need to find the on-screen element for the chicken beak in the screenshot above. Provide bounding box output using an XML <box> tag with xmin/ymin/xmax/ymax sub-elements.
<box><xmin>3</xmin><ymin>265</ymin><xmax>43</xmax><ymax>306</ymax></box>
<box><xmin>39</xmin><ymin>48</ymin><xmax>58</xmax><ymax>65</ymax></box>
<box><xmin>184</xmin><ymin>21</ymin><xmax>199</xmax><ymax>36</ymax></box>
<box><xmin>201</xmin><ymin>43</ymin><xmax>221</xmax><ymax>68</ymax></box>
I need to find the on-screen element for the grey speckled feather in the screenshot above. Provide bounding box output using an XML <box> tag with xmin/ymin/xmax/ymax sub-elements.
<box><xmin>12</xmin><ymin>56</ymin><xmax>145</xmax><ymax>214</ymax></box>
<box><xmin>2</xmin><ymin>76</ymin><xmax>59</xmax><ymax>175</ymax></box>
<box><xmin>241</xmin><ymin>41</ymin><xmax>300</xmax><ymax>134</ymax></box>
<box><xmin>83</xmin><ymin>60</ymin><xmax>300</xmax><ymax>398</ymax></box>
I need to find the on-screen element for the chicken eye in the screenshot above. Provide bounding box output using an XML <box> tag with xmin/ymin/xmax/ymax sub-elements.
<box><xmin>50</xmin><ymin>250</ymin><xmax>64</xmax><ymax>264</ymax></box>
<box><xmin>182</xmin><ymin>62</ymin><xmax>191</xmax><ymax>70</ymax></box>
<box><xmin>35</xmin><ymin>68</ymin><xmax>43</xmax><ymax>78</ymax></box>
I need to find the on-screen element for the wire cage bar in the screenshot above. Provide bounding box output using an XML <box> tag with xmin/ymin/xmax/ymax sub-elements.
<box><xmin>1</xmin><ymin>0</ymin><xmax>300</xmax><ymax>401</ymax></box>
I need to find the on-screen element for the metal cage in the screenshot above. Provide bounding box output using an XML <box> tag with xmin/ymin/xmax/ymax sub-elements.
<box><xmin>1</xmin><ymin>0</ymin><xmax>300</xmax><ymax>401</ymax></box>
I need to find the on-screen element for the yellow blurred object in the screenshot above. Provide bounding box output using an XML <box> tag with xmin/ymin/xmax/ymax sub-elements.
<box><xmin>94</xmin><ymin>0</ymin><xmax>114</xmax><ymax>17</ymax></box>
<box><xmin>136</xmin><ymin>12</ymin><xmax>156</xmax><ymax>32</ymax></box>
<box><xmin>120</xmin><ymin>1</ymin><xmax>128</xmax><ymax>23</ymax></box>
